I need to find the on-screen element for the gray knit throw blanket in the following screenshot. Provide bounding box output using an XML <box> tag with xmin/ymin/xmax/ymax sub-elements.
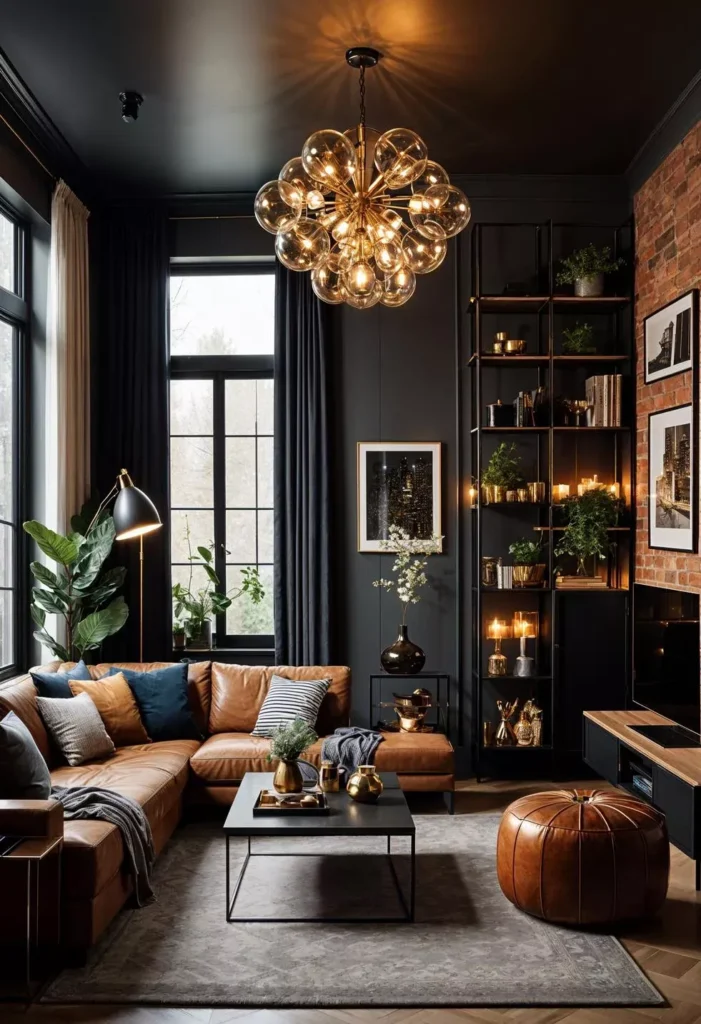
<box><xmin>322</xmin><ymin>726</ymin><xmax>384</xmax><ymax>774</ymax></box>
<box><xmin>52</xmin><ymin>786</ymin><xmax>155</xmax><ymax>906</ymax></box>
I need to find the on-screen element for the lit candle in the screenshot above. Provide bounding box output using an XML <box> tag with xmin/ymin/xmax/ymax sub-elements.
<box><xmin>553</xmin><ymin>483</ymin><xmax>570</xmax><ymax>503</ymax></box>
<box><xmin>608</xmin><ymin>482</ymin><xmax>621</xmax><ymax>499</ymax></box>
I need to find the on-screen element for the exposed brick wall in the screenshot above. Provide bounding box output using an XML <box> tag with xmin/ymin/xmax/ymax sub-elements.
<box><xmin>635</xmin><ymin>121</ymin><xmax>701</xmax><ymax>591</ymax></box>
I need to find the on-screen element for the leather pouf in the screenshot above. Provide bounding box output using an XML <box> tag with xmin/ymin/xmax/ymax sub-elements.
<box><xmin>497</xmin><ymin>789</ymin><xmax>669</xmax><ymax>925</ymax></box>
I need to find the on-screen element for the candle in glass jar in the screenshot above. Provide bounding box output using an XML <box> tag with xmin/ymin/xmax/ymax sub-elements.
<box><xmin>553</xmin><ymin>483</ymin><xmax>570</xmax><ymax>502</ymax></box>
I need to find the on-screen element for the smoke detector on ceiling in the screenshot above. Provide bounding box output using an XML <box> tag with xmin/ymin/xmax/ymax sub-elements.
<box><xmin>119</xmin><ymin>91</ymin><xmax>143</xmax><ymax>123</ymax></box>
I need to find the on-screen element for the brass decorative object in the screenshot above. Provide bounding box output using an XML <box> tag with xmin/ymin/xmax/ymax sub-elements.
<box><xmin>527</xmin><ymin>481</ymin><xmax>546</xmax><ymax>503</ymax></box>
<box><xmin>273</xmin><ymin>759</ymin><xmax>305</xmax><ymax>794</ymax></box>
<box><xmin>253</xmin><ymin>789</ymin><xmax>330</xmax><ymax>815</ymax></box>
<box><xmin>487</xmin><ymin>618</ymin><xmax>511</xmax><ymax>676</ymax></box>
<box><xmin>481</xmin><ymin>556</ymin><xmax>498</xmax><ymax>587</ymax></box>
<box><xmin>514</xmin><ymin>709</ymin><xmax>534</xmax><ymax>746</ymax></box>
<box><xmin>347</xmin><ymin>764</ymin><xmax>384</xmax><ymax>803</ymax></box>
<box><xmin>505</xmin><ymin>490</ymin><xmax>518</xmax><ymax>502</ymax></box>
<box><xmin>495</xmin><ymin>699</ymin><xmax>519</xmax><ymax>745</ymax></box>
<box><xmin>523</xmin><ymin>699</ymin><xmax>543</xmax><ymax>746</ymax></box>
<box><xmin>517</xmin><ymin>488</ymin><xmax>529</xmax><ymax>502</ymax></box>
<box><xmin>493</xmin><ymin>330</ymin><xmax>509</xmax><ymax>355</ymax></box>
<box><xmin>482</xmin><ymin>484</ymin><xmax>506</xmax><ymax>504</ymax></box>
<box><xmin>512</xmin><ymin>563</ymin><xmax>547</xmax><ymax>588</ymax></box>
<box><xmin>319</xmin><ymin>760</ymin><xmax>340</xmax><ymax>793</ymax></box>
<box><xmin>505</xmin><ymin>339</ymin><xmax>527</xmax><ymax>354</ymax></box>
<box><xmin>483</xmin><ymin>721</ymin><xmax>495</xmax><ymax>747</ymax></box>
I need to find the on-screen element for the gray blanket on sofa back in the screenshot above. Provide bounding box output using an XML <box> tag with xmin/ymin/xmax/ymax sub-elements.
<box><xmin>52</xmin><ymin>785</ymin><xmax>156</xmax><ymax>906</ymax></box>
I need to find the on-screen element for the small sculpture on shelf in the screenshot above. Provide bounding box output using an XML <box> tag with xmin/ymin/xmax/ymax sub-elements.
<box><xmin>495</xmin><ymin>699</ymin><xmax>519</xmax><ymax>745</ymax></box>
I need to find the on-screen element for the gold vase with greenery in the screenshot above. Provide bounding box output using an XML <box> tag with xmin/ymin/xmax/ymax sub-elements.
<box><xmin>266</xmin><ymin>718</ymin><xmax>319</xmax><ymax>794</ymax></box>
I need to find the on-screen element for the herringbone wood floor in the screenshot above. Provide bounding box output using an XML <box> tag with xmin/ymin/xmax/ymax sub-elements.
<box><xmin>5</xmin><ymin>778</ymin><xmax>701</xmax><ymax>1023</ymax></box>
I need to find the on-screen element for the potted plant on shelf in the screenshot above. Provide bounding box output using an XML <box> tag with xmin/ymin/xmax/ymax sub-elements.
<box><xmin>372</xmin><ymin>524</ymin><xmax>443</xmax><ymax>674</ymax></box>
<box><xmin>481</xmin><ymin>442</ymin><xmax>525</xmax><ymax>503</ymax></box>
<box><xmin>556</xmin><ymin>243</ymin><xmax>625</xmax><ymax>298</ymax></box>
<box><xmin>266</xmin><ymin>718</ymin><xmax>319</xmax><ymax>794</ymax></box>
<box><xmin>172</xmin><ymin>621</ymin><xmax>186</xmax><ymax>651</ymax></box>
<box><xmin>508</xmin><ymin>537</ymin><xmax>547</xmax><ymax>588</ymax></box>
<box><xmin>554</xmin><ymin>488</ymin><xmax>623</xmax><ymax>581</ymax></box>
<box><xmin>561</xmin><ymin>322</ymin><xmax>597</xmax><ymax>355</ymax></box>
<box><xmin>172</xmin><ymin>518</ymin><xmax>265</xmax><ymax>650</ymax></box>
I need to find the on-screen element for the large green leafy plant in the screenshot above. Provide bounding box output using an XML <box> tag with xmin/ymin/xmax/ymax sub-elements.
<box><xmin>554</xmin><ymin>488</ymin><xmax>623</xmax><ymax>575</ymax></box>
<box><xmin>23</xmin><ymin>508</ymin><xmax>128</xmax><ymax>661</ymax></box>
<box><xmin>481</xmin><ymin>442</ymin><xmax>525</xmax><ymax>489</ymax></box>
<box><xmin>556</xmin><ymin>244</ymin><xmax>624</xmax><ymax>286</ymax></box>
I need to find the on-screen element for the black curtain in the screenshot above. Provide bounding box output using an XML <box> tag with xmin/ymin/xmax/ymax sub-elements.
<box><xmin>91</xmin><ymin>206</ymin><xmax>170</xmax><ymax>662</ymax></box>
<box><xmin>273</xmin><ymin>264</ymin><xmax>332</xmax><ymax>665</ymax></box>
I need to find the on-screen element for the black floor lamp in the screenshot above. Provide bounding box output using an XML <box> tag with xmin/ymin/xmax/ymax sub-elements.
<box><xmin>89</xmin><ymin>469</ymin><xmax>162</xmax><ymax>661</ymax></box>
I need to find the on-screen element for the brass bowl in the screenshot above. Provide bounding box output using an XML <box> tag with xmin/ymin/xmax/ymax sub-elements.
<box><xmin>395</xmin><ymin>707</ymin><xmax>428</xmax><ymax>732</ymax></box>
<box><xmin>513</xmin><ymin>563</ymin><xmax>547</xmax><ymax>588</ymax></box>
<box><xmin>412</xmin><ymin>687</ymin><xmax>432</xmax><ymax>706</ymax></box>
<box><xmin>505</xmin><ymin>339</ymin><xmax>527</xmax><ymax>355</ymax></box>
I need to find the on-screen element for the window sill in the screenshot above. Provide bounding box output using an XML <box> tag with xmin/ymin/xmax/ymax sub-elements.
<box><xmin>173</xmin><ymin>648</ymin><xmax>275</xmax><ymax>655</ymax></box>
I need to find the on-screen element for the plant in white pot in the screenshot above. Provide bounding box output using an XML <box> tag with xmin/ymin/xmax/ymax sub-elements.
<box><xmin>556</xmin><ymin>243</ymin><xmax>625</xmax><ymax>298</ymax></box>
<box><xmin>372</xmin><ymin>524</ymin><xmax>443</xmax><ymax>674</ymax></box>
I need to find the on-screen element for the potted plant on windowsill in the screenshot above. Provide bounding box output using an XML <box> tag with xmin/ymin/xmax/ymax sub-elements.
<box><xmin>172</xmin><ymin>518</ymin><xmax>265</xmax><ymax>650</ymax></box>
<box><xmin>172</xmin><ymin>622</ymin><xmax>186</xmax><ymax>651</ymax></box>
<box><xmin>508</xmin><ymin>537</ymin><xmax>547</xmax><ymax>588</ymax></box>
<box><xmin>481</xmin><ymin>442</ymin><xmax>525</xmax><ymax>504</ymax></box>
<box><xmin>556</xmin><ymin>243</ymin><xmax>625</xmax><ymax>298</ymax></box>
<box><xmin>554</xmin><ymin>487</ymin><xmax>623</xmax><ymax>581</ymax></box>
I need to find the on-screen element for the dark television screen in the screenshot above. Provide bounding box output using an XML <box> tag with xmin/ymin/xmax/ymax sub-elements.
<box><xmin>633</xmin><ymin>583</ymin><xmax>700</xmax><ymax>737</ymax></box>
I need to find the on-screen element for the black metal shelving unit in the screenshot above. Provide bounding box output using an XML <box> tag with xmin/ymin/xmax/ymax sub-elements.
<box><xmin>468</xmin><ymin>219</ymin><xmax>634</xmax><ymax>780</ymax></box>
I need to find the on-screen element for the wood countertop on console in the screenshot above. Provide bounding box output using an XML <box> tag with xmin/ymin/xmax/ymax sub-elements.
<box><xmin>585</xmin><ymin>709</ymin><xmax>701</xmax><ymax>788</ymax></box>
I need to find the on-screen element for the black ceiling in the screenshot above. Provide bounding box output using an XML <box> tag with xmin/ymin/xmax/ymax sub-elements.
<box><xmin>2</xmin><ymin>0</ymin><xmax>701</xmax><ymax>195</ymax></box>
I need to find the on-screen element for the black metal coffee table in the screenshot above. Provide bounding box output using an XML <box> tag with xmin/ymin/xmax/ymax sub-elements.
<box><xmin>223</xmin><ymin>771</ymin><xmax>416</xmax><ymax>923</ymax></box>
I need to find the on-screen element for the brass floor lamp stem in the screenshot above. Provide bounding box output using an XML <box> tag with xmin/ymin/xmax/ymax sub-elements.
<box><xmin>139</xmin><ymin>535</ymin><xmax>144</xmax><ymax>662</ymax></box>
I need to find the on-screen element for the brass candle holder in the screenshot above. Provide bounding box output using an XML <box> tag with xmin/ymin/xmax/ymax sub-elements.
<box><xmin>487</xmin><ymin>618</ymin><xmax>512</xmax><ymax>676</ymax></box>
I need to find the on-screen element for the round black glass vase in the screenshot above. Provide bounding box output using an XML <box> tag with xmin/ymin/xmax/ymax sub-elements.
<box><xmin>380</xmin><ymin>624</ymin><xmax>426</xmax><ymax>674</ymax></box>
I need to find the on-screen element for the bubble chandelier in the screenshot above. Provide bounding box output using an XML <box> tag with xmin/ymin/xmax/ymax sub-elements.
<box><xmin>254</xmin><ymin>47</ymin><xmax>471</xmax><ymax>309</ymax></box>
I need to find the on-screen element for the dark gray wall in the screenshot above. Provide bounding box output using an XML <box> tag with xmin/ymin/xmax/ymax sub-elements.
<box><xmin>170</xmin><ymin>174</ymin><xmax>631</xmax><ymax>775</ymax></box>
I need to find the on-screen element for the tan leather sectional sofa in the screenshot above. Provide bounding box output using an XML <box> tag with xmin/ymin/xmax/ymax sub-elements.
<box><xmin>0</xmin><ymin>660</ymin><xmax>454</xmax><ymax>951</ymax></box>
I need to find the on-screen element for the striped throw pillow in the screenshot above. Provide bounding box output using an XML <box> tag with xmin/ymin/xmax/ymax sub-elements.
<box><xmin>251</xmin><ymin>675</ymin><xmax>330</xmax><ymax>737</ymax></box>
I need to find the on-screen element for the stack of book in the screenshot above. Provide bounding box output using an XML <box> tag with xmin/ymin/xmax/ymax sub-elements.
<box><xmin>555</xmin><ymin>575</ymin><xmax>608</xmax><ymax>589</ymax></box>
<box><xmin>584</xmin><ymin>374</ymin><xmax>622</xmax><ymax>426</ymax></box>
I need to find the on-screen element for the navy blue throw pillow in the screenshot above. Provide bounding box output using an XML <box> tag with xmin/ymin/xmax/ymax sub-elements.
<box><xmin>0</xmin><ymin>711</ymin><xmax>51</xmax><ymax>798</ymax></box>
<box><xmin>109</xmin><ymin>664</ymin><xmax>201</xmax><ymax>741</ymax></box>
<box><xmin>30</xmin><ymin>659</ymin><xmax>92</xmax><ymax>698</ymax></box>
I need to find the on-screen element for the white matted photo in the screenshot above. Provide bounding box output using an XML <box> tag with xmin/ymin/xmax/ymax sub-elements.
<box><xmin>644</xmin><ymin>289</ymin><xmax>697</xmax><ymax>384</ymax></box>
<box><xmin>648</xmin><ymin>403</ymin><xmax>696</xmax><ymax>552</ymax></box>
<box><xmin>357</xmin><ymin>442</ymin><xmax>442</xmax><ymax>552</ymax></box>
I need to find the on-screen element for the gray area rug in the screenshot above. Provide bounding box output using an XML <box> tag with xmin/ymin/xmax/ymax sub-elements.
<box><xmin>43</xmin><ymin>815</ymin><xmax>662</xmax><ymax>1008</ymax></box>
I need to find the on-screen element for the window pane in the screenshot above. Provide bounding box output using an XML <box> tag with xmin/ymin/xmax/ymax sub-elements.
<box><xmin>257</xmin><ymin>379</ymin><xmax>274</xmax><ymax>435</ymax></box>
<box><xmin>0</xmin><ymin>320</ymin><xmax>13</xmax><ymax>522</ymax></box>
<box><xmin>0</xmin><ymin>588</ymin><xmax>13</xmax><ymax>668</ymax></box>
<box><xmin>170</xmin><ymin>274</ymin><xmax>275</xmax><ymax>355</ymax></box>
<box><xmin>258</xmin><ymin>510</ymin><xmax>273</xmax><ymax>563</ymax></box>
<box><xmin>226</xmin><ymin>509</ymin><xmax>256</xmax><ymax>562</ymax></box>
<box><xmin>171</xmin><ymin>510</ymin><xmax>214</xmax><ymax>563</ymax></box>
<box><xmin>0</xmin><ymin>524</ymin><xmax>13</xmax><ymax>587</ymax></box>
<box><xmin>0</xmin><ymin>213</ymin><xmax>14</xmax><ymax>293</ymax></box>
<box><xmin>226</xmin><ymin>565</ymin><xmax>274</xmax><ymax>636</ymax></box>
<box><xmin>226</xmin><ymin>437</ymin><xmax>256</xmax><ymax>506</ymax></box>
<box><xmin>257</xmin><ymin>437</ymin><xmax>274</xmax><ymax>507</ymax></box>
<box><xmin>170</xmin><ymin>380</ymin><xmax>213</xmax><ymax>434</ymax></box>
<box><xmin>170</xmin><ymin>437</ymin><xmax>213</xmax><ymax>508</ymax></box>
<box><xmin>225</xmin><ymin>379</ymin><xmax>256</xmax><ymax>434</ymax></box>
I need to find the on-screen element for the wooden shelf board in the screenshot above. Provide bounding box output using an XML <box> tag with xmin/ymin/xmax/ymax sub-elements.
<box><xmin>553</xmin><ymin>426</ymin><xmax>627</xmax><ymax>432</ymax></box>
<box><xmin>534</xmin><ymin>526</ymin><xmax>630</xmax><ymax>532</ymax></box>
<box><xmin>473</xmin><ymin>426</ymin><xmax>549</xmax><ymax>433</ymax></box>
<box><xmin>553</xmin><ymin>354</ymin><xmax>630</xmax><ymax>363</ymax></box>
<box><xmin>468</xmin><ymin>354</ymin><xmax>549</xmax><ymax>366</ymax></box>
<box><xmin>552</xmin><ymin>295</ymin><xmax>630</xmax><ymax>306</ymax></box>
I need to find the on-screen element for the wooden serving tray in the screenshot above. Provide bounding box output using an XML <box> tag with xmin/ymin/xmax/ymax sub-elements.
<box><xmin>252</xmin><ymin>789</ymin><xmax>330</xmax><ymax>815</ymax></box>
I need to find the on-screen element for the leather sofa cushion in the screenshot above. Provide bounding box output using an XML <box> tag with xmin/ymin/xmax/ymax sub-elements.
<box><xmin>0</xmin><ymin>675</ymin><xmax>53</xmax><ymax>765</ymax></box>
<box><xmin>190</xmin><ymin>733</ymin><xmax>323</xmax><ymax>783</ymax></box>
<box><xmin>91</xmin><ymin>661</ymin><xmax>211</xmax><ymax>736</ymax></box>
<box><xmin>209</xmin><ymin>664</ymin><xmax>351</xmax><ymax>735</ymax></box>
<box><xmin>51</xmin><ymin>739</ymin><xmax>200</xmax><ymax>899</ymax></box>
<box><xmin>189</xmin><ymin>730</ymin><xmax>453</xmax><ymax>784</ymax></box>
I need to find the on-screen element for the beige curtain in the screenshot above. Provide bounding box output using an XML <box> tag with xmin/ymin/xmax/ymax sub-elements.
<box><xmin>46</xmin><ymin>180</ymin><xmax>90</xmax><ymax>534</ymax></box>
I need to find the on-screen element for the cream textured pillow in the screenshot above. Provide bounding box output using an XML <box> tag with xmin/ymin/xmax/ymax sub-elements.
<box><xmin>36</xmin><ymin>691</ymin><xmax>115</xmax><ymax>767</ymax></box>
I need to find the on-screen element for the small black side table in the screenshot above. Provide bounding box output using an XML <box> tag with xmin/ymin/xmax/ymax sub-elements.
<box><xmin>369</xmin><ymin>672</ymin><xmax>451</xmax><ymax>738</ymax></box>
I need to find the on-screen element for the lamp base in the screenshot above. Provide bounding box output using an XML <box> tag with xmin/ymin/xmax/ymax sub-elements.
<box><xmin>488</xmin><ymin>651</ymin><xmax>508</xmax><ymax>676</ymax></box>
<box><xmin>513</xmin><ymin>654</ymin><xmax>535</xmax><ymax>678</ymax></box>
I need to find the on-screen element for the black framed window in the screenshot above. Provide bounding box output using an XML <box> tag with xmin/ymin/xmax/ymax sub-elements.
<box><xmin>0</xmin><ymin>201</ymin><xmax>28</xmax><ymax>679</ymax></box>
<box><xmin>169</xmin><ymin>265</ymin><xmax>275</xmax><ymax>650</ymax></box>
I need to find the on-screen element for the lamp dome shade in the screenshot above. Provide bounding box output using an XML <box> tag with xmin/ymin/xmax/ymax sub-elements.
<box><xmin>113</xmin><ymin>484</ymin><xmax>162</xmax><ymax>541</ymax></box>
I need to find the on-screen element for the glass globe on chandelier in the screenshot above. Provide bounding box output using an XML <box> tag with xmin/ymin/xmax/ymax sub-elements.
<box><xmin>254</xmin><ymin>46</ymin><xmax>471</xmax><ymax>309</ymax></box>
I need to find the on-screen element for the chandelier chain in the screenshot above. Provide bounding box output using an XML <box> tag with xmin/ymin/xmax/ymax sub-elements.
<box><xmin>359</xmin><ymin>65</ymin><xmax>366</xmax><ymax>129</ymax></box>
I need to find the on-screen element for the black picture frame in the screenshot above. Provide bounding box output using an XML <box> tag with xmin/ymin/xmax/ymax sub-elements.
<box><xmin>648</xmin><ymin>402</ymin><xmax>697</xmax><ymax>553</ymax></box>
<box><xmin>644</xmin><ymin>288</ymin><xmax>698</xmax><ymax>385</ymax></box>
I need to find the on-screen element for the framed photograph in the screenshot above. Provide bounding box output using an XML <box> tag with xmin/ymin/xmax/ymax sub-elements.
<box><xmin>357</xmin><ymin>442</ymin><xmax>442</xmax><ymax>552</ymax></box>
<box><xmin>644</xmin><ymin>289</ymin><xmax>697</xmax><ymax>384</ymax></box>
<box><xmin>648</xmin><ymin>403</ymin><xmax>696</xmax><ymax>552</ymax></box>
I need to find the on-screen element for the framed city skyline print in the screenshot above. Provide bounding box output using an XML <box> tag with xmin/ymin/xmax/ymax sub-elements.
<box><xmin>648</xmin><ymin>403</ymin><xmax>697</xmax><ymax>552</ymax></box>
<box><xmin>644</xmin><ymin>288</ymin><xmax>697</xmax><ymax>384</ymax></box>
<box><xmin>357</xmin><ymin>442</ymin><xmax>442</xmax><ymax>552</ymax></box>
